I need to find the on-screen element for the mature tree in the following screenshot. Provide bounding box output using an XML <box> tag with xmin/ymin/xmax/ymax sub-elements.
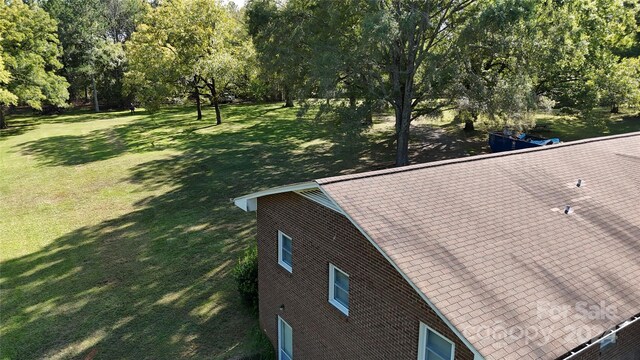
<box><xmin>271</xmin><ymin>0</ymin><xmax>636</xmax><ymax>165</ymax></box>
<box><xmin>530</xmin><ymin>0</ymin><xmax>637</xmax><ymax>112</ymax></box>
<box><xmin>0</xmin><ymin>1</ymin><xmax>69</xmax><ymax>129</ymax></box>
<box><xmin>251</xmin><ymin>0</ymin><xmax>480</xmax><ymax>165</ymax></box>
<box><xmin>0</xmin><ymin>48</ymin><xmax>18</xmax><ymax>129</ymax></box>
<box><xmin>453</xmin><ymin>1</ymin><xmax>536</xmax><ymax>131</ymax></box>
<box><xmin>356</xmin><ymin>1</ymin><xmax>481</xmax><ymax>166</ymax></box>
<box><xmin>125</xmin><ymin>0</ymin><xmax>251</xmax><ymax>122</ymax></box>
<box><xmin>597</xmin><ymin>57</ymin><xmax>640</xmax><ymax>112</ymax></box>
<box><xmin>246</xmin><ymin>0</ymin><xmax>310</xmax><ymax>107</ymax></box>
<box><xmin>300</xmin><ymin>0</ymin><xmax>379</xmax><ymax>123</ymax></box>
<box><xmin>43</xmin><ymin>0</ymin><xmax>147</xmax><ymax>110</ymax></box>
<box><xmin>43</xmin><ymin>0</ymin><xmax>105</xmax><ymax>109</ymax></box>
<box><xmin>436</xmin><ymin>0</ymin><xmax>638</xmax><ymax>131</ymax></box>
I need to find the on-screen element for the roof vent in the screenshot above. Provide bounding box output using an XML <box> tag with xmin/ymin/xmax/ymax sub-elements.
<box><xmin>564</xmin><ymin>205</ymin><xmax>573</xmax><ymax>215</ymax></box>
<box><xmin>576</xmin><ymin>179</ymin><xmax>583</xmax><ymax>187</ymax></box>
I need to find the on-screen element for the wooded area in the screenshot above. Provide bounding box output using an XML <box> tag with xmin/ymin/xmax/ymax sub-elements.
<box><xmin>1</xmin><ymin>0</ymin><xmax>639</xmax><ymax>165</ymax></box>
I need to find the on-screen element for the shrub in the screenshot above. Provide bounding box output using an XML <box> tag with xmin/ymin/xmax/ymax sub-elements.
<box><xmin>233</xmin><ymin>245</ymin><xmax>259</xmax><ymax>313</ymax></box>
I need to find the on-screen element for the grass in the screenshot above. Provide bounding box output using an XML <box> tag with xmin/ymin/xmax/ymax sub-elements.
<box><xmin>0</xmin><ymin>104</ymin><xmax>394</xmax><ymax>360</ymax></box>
<box><xmin>1</xmin><ymin>103</ymin><xmax>638</xmax><ymax>359</ymax></box>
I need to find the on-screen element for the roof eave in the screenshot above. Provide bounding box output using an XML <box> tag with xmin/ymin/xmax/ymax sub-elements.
<box><xmin>232</xmin><ymin>181</ymin><xmax>319</xmax><ymax>212</ymax></box>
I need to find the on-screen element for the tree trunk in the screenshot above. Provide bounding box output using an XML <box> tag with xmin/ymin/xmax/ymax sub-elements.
<box><xmin>392</xmin><ymin>69</ymin><xmax>415</xmax><ymax>167</ymax></box>
<box><xmin>207</xmin><ymin>78</ymin><xmax>222</xmax><ymax>125</ymax></box>
<box><xmin>195</xmin><ymin>86</ymin><xmax>202</xmax><ymax>120</ymax></box>
<box><xmin>85</xmin><ymin>86</ymin><xmax>89</xmax><ymax>102</ymax></box>
<box><xmin>213</xmin><ymin>99</ymin><xmax>221</xmax><ymax>125</ymax></box>
<box><xmin>611</xmin><ymin>103</ymin><xmax>619</xmax><ymax>113</ymax></box>
<box><xmin>0</xmin><ymin>106</ymin><xmax>6</xmax><ymax>130</ymax></box>
<box><xmin>365</xmin><ymin>109</ymin><xmax>373</xmax><ymax>126</ymax></box>
<box><xmin>394</xmin><ymin>104</ymin><xmax>411</xmax><ymax>167</ymax></box>
<box><xmin>360</xmin><ymin>98</ymin><xmax>373</xmax><ymax>126</ymax></box>
<box><xmin>349</xmin><ymin>94</ymin><xmax>357</xmax><ymax>109</ymax></box>
<box><xmin>283</xmin><ymin>85</ymin><xmax>294</xmax><ymax>107</ymax></box>
<box><xmin>464</xmin><ymin>119</ymin><xmax>475</xmax><ymax>132</ymax></box>
<box><xmin>92</xmin><ymin>75</ymin><xmax>100</xmax><ymax>112</ymax></box>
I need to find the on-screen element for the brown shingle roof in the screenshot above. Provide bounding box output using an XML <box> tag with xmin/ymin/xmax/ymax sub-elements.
<box><xmin>317</xmin><ymin>132</ymin><xmax>640</xmax><ymax>360</ymax></box>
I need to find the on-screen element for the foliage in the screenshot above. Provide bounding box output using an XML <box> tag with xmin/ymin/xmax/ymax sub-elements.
<box><xmin>249</xmin><ymin>327</ymin><xmax>276</xmax><ymax>360</ymax></box>
<box><xmin>246</xmin><ymin>0</ymin><xmax>310</xmax><ymax>105</ymax></box>
<box><xmin>595</xmin><ymin>57</ymin><xmax>640</xmax><ymax>111</ymax></box>
<box><xmin>531</xmin><ymin>0</ymin><xmax>638</xmax><ymax>111</ymax></box>
<box><xmin>331</xmin><ymin>0</ymin><xmax>483</xmax><ymax>165</ymax></box>
<box><xmin>455</xmin><ymin>0</ymin><xmax>639</xmax><ymax>127</ymax></box>
<box><xmin>233</xmin><ymin>245</ymin><xmax>260</xmax><ymax>313</ymax></box>
<box><xmin>250</xmin><ymin>0</ymin><xmax>638</xmax><ymax>164</ymax></box>
<box><xmin>455</xmin><ymin>0</ymin><xmax>537</xmax><ymax>125</ymax></box>
<box><xmin>0</xmin><ymin>47</ymin><xmax>18</xmax><ymax>108</ymax></box>
<box><xmin>43</xmin><ymin>0</ymin><xmax>148</xmax><ymax>107</ymax></box>
<box><xmin>125</xmin><ymin>0</ymin><xmax>253</xmax><ymax>121</ymax></box>
<box><xmin>0</xmin><ymin>0</ymin><xmax>69</xmax><ymax>128</ymax></box>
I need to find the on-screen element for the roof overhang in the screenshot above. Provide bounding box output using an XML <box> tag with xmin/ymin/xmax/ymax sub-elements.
<box><xmin>233</xmin><ymin>181</ymin><xmax>318</xmax><ymax>212</ymax></box>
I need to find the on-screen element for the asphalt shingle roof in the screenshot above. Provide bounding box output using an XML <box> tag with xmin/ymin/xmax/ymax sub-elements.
<box><xmin>317</xmin><ymin>132</ymin><xmax>640</xmax><ymax>360</ymax></box>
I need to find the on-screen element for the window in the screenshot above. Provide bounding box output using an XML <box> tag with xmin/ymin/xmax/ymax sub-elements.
<box><xmin>278</xmin><ymin>316</ymin><xmax>293</xmax><ymax>360</ymax></box>
<box><xmin>600</xmin><ymin>332</ymin><xmax>616</xmax><ymax>350</ymax></box>
<box><xmin>328</xmin><ymin>264</ymin><xmax>349</xmax><ymax>315</ymax></box>
<box><xmin>278</xmin><ymin>231</ymin><xmax>292</xmax><ymax>272</ymax></box>
<box><xmin>418</xmin><ymin>323</ymin><xmax>455</xmax><ymax>360</ymax></box>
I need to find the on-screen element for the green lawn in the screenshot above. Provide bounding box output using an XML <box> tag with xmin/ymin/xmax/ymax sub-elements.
<box><xmin>1</xmin><ymin>103</ymin><xmax>638</xmax><ymax>359</ymax></box>
<box><xmin>0</xmin><ymin>104</ymin><xmax>395</xmax><ymax>360</ymax></box>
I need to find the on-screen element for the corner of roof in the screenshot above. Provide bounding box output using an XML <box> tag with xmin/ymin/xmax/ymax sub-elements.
<box><xmin>232</xmin><ymin>181</ymin><xmax>319</xmax><ymax>211</ymax></box>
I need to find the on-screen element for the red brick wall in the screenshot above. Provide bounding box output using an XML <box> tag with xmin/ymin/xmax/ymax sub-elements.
<box><xmin>562</xmin><ymin>318</ymin><xmax>640</xmax><ymax>360</ymax></box>
<box><xmin>256</xmin><ymin>192</ymin><xmax>475</xmax><ymax>360</ymax></box>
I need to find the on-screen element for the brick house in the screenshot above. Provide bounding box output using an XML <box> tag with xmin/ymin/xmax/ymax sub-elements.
<box><xmin>234</xmin><ymin>132</ymin><xmax>640</xmax><ymax>360</ymax></box>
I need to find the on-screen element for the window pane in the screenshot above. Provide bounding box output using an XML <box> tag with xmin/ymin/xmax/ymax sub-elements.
<box><xmin>426</xmin><ymin>330</ymin><xmax>452</xmax><ymax>359</ymax></box>
<box><xmin>280</xmin><ymin>320</ymin><xmax>293</xmax><ymax>359</ymax></box>
<box><xmin>282</xmin><ymin>236</ymin><xmax>292</xmax><ymax>252</ymax></box>
<box><xmin>281</xmin><ymin>248</ymin><xmax>292</xmax><ymax>266</ymax></box>
<box><xmin>334</xmin><ymin>285</ymin><xmax>349</xmax><ymax>308</ymax></box>
<box><xmin>334</xmin><ymin>270</ymin><xmax>349</xmax><ymax>291</ymax></box>
<box><xmin>425</xmin><ymin>349</ymin><xmax>447</xmax><ymax>360</ymax></box>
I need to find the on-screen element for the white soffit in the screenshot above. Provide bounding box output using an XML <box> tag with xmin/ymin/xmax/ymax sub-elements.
<box><xmin>295</xmin><ymin>188</ymin><xmax>344</xmax><ymax>214</ymax></box>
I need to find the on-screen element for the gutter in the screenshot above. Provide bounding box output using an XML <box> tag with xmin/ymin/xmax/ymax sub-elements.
<box><xmin>561</xmin><ymin>313</ymin><xmax>640</xmax><ymax>359</ymax></box>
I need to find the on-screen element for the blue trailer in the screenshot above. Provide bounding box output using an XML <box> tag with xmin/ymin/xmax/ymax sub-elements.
<box><xmin>489</xmin><ymin>132</ymin><xmax>560</xmax><ymax>153</ymax></box>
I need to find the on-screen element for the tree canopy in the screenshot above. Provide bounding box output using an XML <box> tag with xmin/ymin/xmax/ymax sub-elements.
<box><xmin>1</xmin><ymin>0</ymin><xmax>638</xmax><ymax>166</ymax></box>
<box><xmin>245</xmin><ymin>0</ymin><xmax>639</xmax><ymax>165</ymax></box>
<box><xmin>43</xmin><ymin>0</ymin><xmax>148</xmax><ymax>109</ymax></box>
<box><xmin>125</xmin><ymin>0</ymin><xmax>252</xmax><ymax>123</ymax></box>
<box><xmin>0</xmin><ymin>0</ymin><xmax>69</xmax><ymax>129</ymax></box>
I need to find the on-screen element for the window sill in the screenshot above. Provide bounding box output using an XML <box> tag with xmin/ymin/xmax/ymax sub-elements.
<box><xmin>278</xmin><ymin>262</ymin><xmax>292</xmax><ymax>274</ymax></box>
<box><xmin>329</xmin><ymin>299</ymin><xmax>349</xmax><ymax>316</ymax></box>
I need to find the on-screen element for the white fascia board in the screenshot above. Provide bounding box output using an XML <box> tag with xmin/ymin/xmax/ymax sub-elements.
<box><xmin>233</xmin><ymin>181</ymin><xmax>318</xmax><ymax>212</ymax></box>
<box><xmin>316</xmin><ymin>187</ymin><xmax>487</xmax><ymax>360</ymax></box>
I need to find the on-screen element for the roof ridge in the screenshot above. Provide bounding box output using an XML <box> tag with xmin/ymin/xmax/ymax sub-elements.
<box><xmin>317</xmin><ymin>131</ymin><xmax>640</xmax><ymax>185</ymax></box>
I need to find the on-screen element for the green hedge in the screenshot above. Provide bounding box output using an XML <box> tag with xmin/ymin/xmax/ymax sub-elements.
<box><xmin>233</xmin><ymin>245</ymin><xmax>259</xmax><ymax>313</ymax></box>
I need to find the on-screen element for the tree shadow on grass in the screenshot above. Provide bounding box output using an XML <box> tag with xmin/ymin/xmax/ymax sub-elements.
<box><xmin>0</xmin><ymin>121</ymin><xmax>37</xmax><ymax>140</ymax></box>
<box><xmin>19</xmin><ymin>129</ymin><xmax>129</xmax><ymax>166</ymax></box>
<box><xmin>1</xmin><ymin>103</ymin><xmax>397</xmax><ymax>359</ymax></box>
<box><xmin>0</xmin><ymin>186</ymin><xmax>257</xmax><ymax>359</ymax></box>
<box><xmin>535</xmin><ymin>110</ymin><xmax>640</xmax><ymax>142</ymax></box>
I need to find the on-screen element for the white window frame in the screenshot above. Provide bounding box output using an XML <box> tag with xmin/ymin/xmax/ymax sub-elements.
<box><xmin>278</xmin><ymin>316</ymin><xmax>293</xmax><ymax>360</ymax></box>
<box><xmin>277</xmin><ymin>231</ymin><xmax>292</xmax><ymax>273</ymax></box>
<box><xmin>328</xmin><ymin>263</ymin><xmax>349</xmax><ymax>316</ymax></box>
<box><xmin>417</xmin><ymin>322</ymin><xmax>455</xmax><ymax>360</ymax></box>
